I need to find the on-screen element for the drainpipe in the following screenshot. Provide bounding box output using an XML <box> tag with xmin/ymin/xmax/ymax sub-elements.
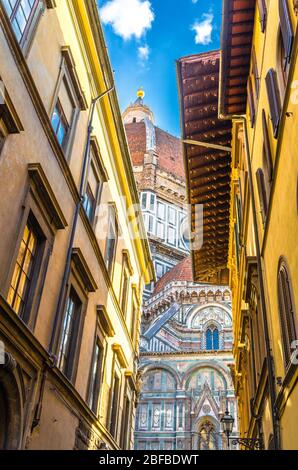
<box><xmin>49</xmin><ymin>84</ymin><xmax>115</xmax><ymax>354</ymax></box>
<box><xmin>31</xmin><ymin>366</ymin><xmax>47</xmax><ymax>431</ymax></box>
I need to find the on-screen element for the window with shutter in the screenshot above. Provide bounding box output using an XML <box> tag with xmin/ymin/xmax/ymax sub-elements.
<box><xmin>257</xmin><ymin>0</ymin><xmax>267</xmax><ymax>32</ymax></box>
<box><xmin>262</xmin><ymin>109</ymin><xmax>273</xmax><ymax>183</ymax></box>
<box><xmin>256</xmin><ymin>168</ymin><xmax>268</xmax><ymax>225</ymax></box>
<box><xmin>265</xmin><ymin>69</ymin><xmax>281</xmax><ymax>138</ymax></box>
<box><xmin>247</xmin><ymin>77</ymin><xmax>255</xmax><ymax>127</ymax></box>
<box><xmin>279</xmin><ymin>0</ymin><xmax>294</xmax><ymax>68</ymax></box>
<box><xmin>277</xmin><ymin>260</ymin><xmax>297</xmax><ymax>369</ymax></box>
<box><xmin>252</xmin><ymin>47</ymin><xmax>260</xmax><ymax>98</ymax></box>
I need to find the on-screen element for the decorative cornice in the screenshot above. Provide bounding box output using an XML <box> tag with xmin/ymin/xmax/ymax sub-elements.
<box><xmin>28</xmin><ymin>163</ymin><xmax>68</xmax><ymax>230</ymax></box>
<box><xmin>112</xmin><ymin>344</ymin><xmax>128</xmax><ymax>368</ymax></box>
<box><xmin>122</xmin><ymin>249</ymin><xmax>134</xmax><ymax>276</ymax></box>
<box><xmin>144</xmin><ymin>281</ymin><xmax>231</xmax><ymax>319</ymax></box>
<box><xmin>61</xmin><ymin>46</ymin><xmax>88</xmax><ymax>110</ymax></box>
<box><xmin>90</xmin><ymin>136</ymin><xmax>109</xmax><ymax>182</ymax></box>
<box><xmin>125</xmin><ymin>370</ymin><xmax>137</xmax><ymax>391</ymax></box>
<box><xmin>71</xmin><ymin>248</ymin><xmax>98</xmax><ymax>292</ymax></box>
<box><xmin>97</xmin><ymin>305</ymin><xmax>115</xmax><ymax>337</ymax></box>
<box><xmin>0</xmin><ymin>80</ymin><xmax>23</xmax><ymax>133</ymax></box>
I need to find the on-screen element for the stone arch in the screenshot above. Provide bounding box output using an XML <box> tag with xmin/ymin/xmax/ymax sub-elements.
<box><xmin>195</xmin><ymin>415</ymin><xmax>221</xmax><ymax>450</ymax></box>
<box><xmin>0</xmin><ymin>354</ymin><xmax>24</xmax><ymax>449</ymax></box>
<box><xmin>186</xmin><ymin>302</ymin><xmax>232</xmax><ymax>329</ymax></box>
<box><xmin>139</xmin><ymin>362</ymin><xmax>181</xmax><ymax>389</ymax></box>
<box><xmin>182</xmin><ymin>361</ymin><xmax>232</xmax><ymax>391</ymax></box>
<box><xmin>202</xmin><ymin>319</ymin><xmax>222</xmax><ymax>332</ymax></box>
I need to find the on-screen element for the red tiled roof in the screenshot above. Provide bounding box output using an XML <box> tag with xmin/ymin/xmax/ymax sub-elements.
<box><xmin>153</xmin><ymin>257</ymin><xmax>193</xmax><ymax>294</ymax></box>
<box><xmin>124</xmin><ymin>122</ymin><xmax>184</xmax><ymax>179</ymax></box>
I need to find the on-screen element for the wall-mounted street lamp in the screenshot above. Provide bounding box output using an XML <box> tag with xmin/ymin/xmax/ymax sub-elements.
<box><xmin>220</xmin><ymin>408</ymin><xmax>264</xmax><ymax>450</ymax></box>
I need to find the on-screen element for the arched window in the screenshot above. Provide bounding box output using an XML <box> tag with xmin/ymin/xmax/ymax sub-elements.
<box><xmin>198</xmin><ymin>420</ymin><xmax>218</xmax><ymax>450</ymax></box>
<box><xmin>213</xmin><ymin>328</ymin><xmax>219</xmax><ymax>350</ymax></box>
<box><xmin>206</xmin><ymin>327</ymin><xmax>220</xmax><ymax>351</ymax></box>
<box><xmin>278</xmin><ymin>260</ymin><xmax>297</xmax><ymax>368</ymax></box>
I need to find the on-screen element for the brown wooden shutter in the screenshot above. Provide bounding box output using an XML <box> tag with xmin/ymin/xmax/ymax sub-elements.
<box><xmin>256</xmin><ymin>168</ymin><xmax>268</xmax><ymax>224</ymax></box>
<box><xmin>279</xmin><ymin>0</ymin><xmax>294</xmax><ymax>67</ymax></box>
<box><xmin>265</xmin><ymin>69</ymin><xmax>281</xmax><ymax>138</ymax></box>
<box><xmin>247</xmin><ymin>77</ymin><xmax>255</xmax><ymax>128</ymax></box>
<box><xmin>257</xmin><ymin>0</ymin><xmax>267</xmax><ymax>32</ymax></box>
<box><xmin>262</xmin><ymin>109</ymin><xmax>273</xmax><ymax>181</ymax></box>
<box><xmin>252</xmin><ymin>47</ymin><xmax>260</xmax><ymax>98</ymax></box>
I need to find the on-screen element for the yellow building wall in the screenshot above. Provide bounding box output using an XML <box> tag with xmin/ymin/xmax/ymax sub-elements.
<box><xmin>229</xmin><ymin>1</ymin><xmax>298</xmax><ymax>449</ymax></box>
<box><xmin>0</xmin><ymin>0</ymin><xmax>152</xmax><ymax>450</ymax></box>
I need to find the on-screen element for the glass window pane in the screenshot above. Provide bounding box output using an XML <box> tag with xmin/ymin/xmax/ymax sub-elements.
<box><xmin>27</xmin><ymin>230</ymin><xmax>37</xmax><ymax>253</ymax></box>
<box><xmin>57</xmin><ymin>122</ymin><xmax>66</xmax><ymax>146</ymax></box>
<box><xmin>21</xmin><ymin>0</ymin><xmax>32</xmax><ymax>20</ymax></box>
<box><xmin>10</xmin><ymin>264</ymin><xmax>20</xmax><ymax>290</ymax></box>
<box><xmin>13</xmin><ymin>294</ymin><xmax>22</xmax><ymax>315</ymax></box>
<box><xmin>168</xmin><ymin>206</ymin><xmax>176</xmax><ymax>225</ymax></box>
<box><xmin>7</xmin><ymin>221</ymin><xmax>39</xmax><ymax>319</ymax></box>
<box><xmin>157</xmin><ymin>202</ymin><xmax>165</xmax><ymax>220</ymax></box>
<box><xmin>16</xmin><ymin>241</ymin><xmax>26</xmax><ymax>265</ymax></box>
<box><xmin>12</xmin><ymin>18</ymin><xmax>22</xmax><ymax>41</ymax></box>
<box><xmin>148</xmin><ymin>215</ymin><xmax>154</xmax><ymax>233</ymax></box>
<box><xmin>167</xmin><ymin>226</ymin><xmax>176</xmax><ymax>246</ymax></box>
<box><xmin>51</xmin><ymin>108</ymin><xmax>60</xmax><ymax>133</ymax></box>
<box><xmin>16</xmin><ymin>271</ymin><xmax>28</xmax><ymax>297</ymax></box>
<box><xmin>155</xmin><ymin>262</ymin><xmax>164</xmax><ymax>280</ymax></box>
<box><xmin>15</xmin><ymin>8</ymin><xmax>27</xmax><ymax>34</ymax></box>
<box><xmin>3</xmin><ymin>0</ymin><xmax>13</xmax><ymax>16</ymax></box>
<box><xmin>149</xmin><ymin>193</ymin><xmax>155</xmax><ymax>211</ymax></box>
<box><xmin>141</xmin><ymin>192</ymin><xmax>147</xmax><ymax>209</ymax></box>
<box><xmin>156</xmin><ymin>221</ymin><xmax>165</xmax><ymax>240</ymax></box>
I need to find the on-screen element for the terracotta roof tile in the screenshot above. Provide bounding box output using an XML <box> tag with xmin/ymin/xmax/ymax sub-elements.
<box><xmin>153</xmin><ymin>256</ymin><xmax>193</xmax><ymax>294</ymax></box>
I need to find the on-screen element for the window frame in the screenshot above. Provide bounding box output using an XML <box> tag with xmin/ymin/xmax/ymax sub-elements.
<box><xmin>205</xmin><ymin>325</ymin><xmax>220</xmax><ymax>351</ymax></box>
<box><xmin>130</xmin><ymin>285</ymin><xmax>140</xmax><ymax>346</ymax></box>
<box><xmin>120</xmin><ymin>380</ymin><xmax>133</xmax><ymax>449</ymax></box>
<box><xmin>277</xmin><ymin>258</ymin><xmax>297</xmax><ymax>371</ymax></box>
<box><xmin>4</xmin><ymin>180</ymin><xmax>58</xmax><ymax>329</ymax></box>
<box><xmin>87</xmin><ymin>331</ymin><xmax>105</xmax><ymax>416</ymax></box>
<box><xmin>119</xmin><ymin>251</ymin><xmax>133</xmax><ymax>317</ymax></box>
<box><xmin>56</xmin><ymin>268</ymin><xmax>88</xmax><ymax>384</ymax></box>
<box><xmin>82</xmin><ymin>137</ymin><xmax>107</xmax><ymax>227</ymax></box>
<box><xmin>57</xmin><ymin>285</ymin><xmax>83</xmax><ymax>381</ymax></box>
<box><xmin>2</xmin><ymin>0</ymin><xmax>45</xmax><ymax>54</ymax></box>
<box><xmin>104</xmin><ymin>203</ymin><xmax>119</xmax><ymax>279</ymax></box>
<box><xmin>108</xmin><ymin>369</ymin><xmax>121</xmax><ymax>439</ymax></box>
<box><xmin>50</xmin><ymin>47</ymin><xmax>87</xmax><ymax>159</ymax></box>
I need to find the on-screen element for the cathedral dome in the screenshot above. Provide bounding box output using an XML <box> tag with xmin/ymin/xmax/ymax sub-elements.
<box><xmin>153</xmin><ymin>256</ymin><xmax>193</xmax><ymax>295</ymax></box>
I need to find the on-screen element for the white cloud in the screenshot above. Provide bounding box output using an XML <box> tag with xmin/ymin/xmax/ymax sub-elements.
<box><xmin>100</xmin><ymin>0</ymin><xmax>154</xmax><ymax>40</ymax></box>
<box><xmin>191</xmin><ymin>13</ymin><xmax>214</xmax><ymax>45</ymax></box>
<box><xmin>138</xmin><ymin>44</ymin><xmax>150</xmax><ymax>61</ymax></box>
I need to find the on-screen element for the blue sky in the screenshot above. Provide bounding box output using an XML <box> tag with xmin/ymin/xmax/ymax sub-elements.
<box><xmin>99</xmin><ymin>0</ymin><xmax>222</xmax><ymax>137</ymax></box>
